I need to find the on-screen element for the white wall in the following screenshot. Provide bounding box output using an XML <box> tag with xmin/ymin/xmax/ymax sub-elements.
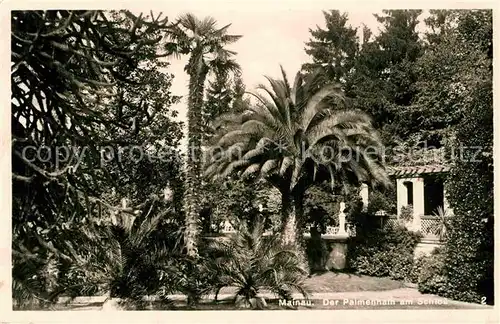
<box><xmin>396</xmin><ymin>177</ymin><xmax>424</xmax><ymax>231</ymax></box>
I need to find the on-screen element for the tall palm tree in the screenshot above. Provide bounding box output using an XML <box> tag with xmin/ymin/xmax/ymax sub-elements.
<box><xmin>205</xmin><ymin>67</ymin><xmax>390</xmax><ymax>251</ymax></box>
<box><xmin>165</xmin><ymin>14</ymin><xmax>241</xmax><ymax>256</ymax></box>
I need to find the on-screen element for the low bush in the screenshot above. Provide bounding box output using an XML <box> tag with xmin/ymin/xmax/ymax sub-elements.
<box><xmin>366</xmin><ymin>187</ymin><xmax>397</xmax><ymax>216</ymax></box>
<box><xmin>172</xmin><ymin>256</ymin><xmax>218</xmax><ymax>307</ymax></box>
<box><xmin>414</xmin><ymin>249</ymin><xmax>448</xmax><ymax>295</ymax></box>
<box><xmin>399</xmin><ymin>205</ymin><xmax>413</xmax><ymax>223</ymax></box>
<box><xmin>347</xmin><ymin>226</ymin><xmax>421</xmax><ymax>281</ymax></box>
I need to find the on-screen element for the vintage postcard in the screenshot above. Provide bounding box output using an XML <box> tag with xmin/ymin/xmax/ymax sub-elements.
<box><xmin>0</xmin><ymin>0</ymin><xmax>498</xmax><ymax>323</ymax></box>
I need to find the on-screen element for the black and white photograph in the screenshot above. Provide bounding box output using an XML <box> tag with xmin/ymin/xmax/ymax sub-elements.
<box><xmin>3</xmin><ymin>1</ymin><xmax>496</xmax><ymax>319</ymax></box>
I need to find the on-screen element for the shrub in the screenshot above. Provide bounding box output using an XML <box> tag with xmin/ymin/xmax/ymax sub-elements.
<box><xmin>409</xmin><ymin>255</ymin><xmax>425</xmax><ymax>284</ymax></box>
<box><xmin>400</xmin><ymin>205</ymin><xmax>413</xmax><ymax>222</ymax></box>
<box><xmin>172</xmin><ymin>256</ymin><xmax>218</xmax><ymax>307</ymax></box>
<box><xmin>442</xmin><ymin>210</ymin><xmax>494</xmax><ymax>304</ymax></box>
<box><xmin>389</xmin><ymin>252</ymin><xmax>416</xmax><ymax>281</ymax></box>
<box><xmin>347</xmin><ymin>226</ymin><xmax>421</xmax><ymax>281</ymax></box>
<box><xmin>366</xmin><ymin>187</ymin><xmax>397</xmax><ymax>215</ymax></box>
<box><xmin>304</xmin><ymin>184</ymin><xmax>341</xmax><ymax>231</ymax></box>
<box><xmin>346</xmin><ymin>196</ymin><xmax>378</xmax><ymax>232</ymax></box>
<box><xmin>415</xmin><ymin>249</ymin><xmax>448</xmax><ymax>295</ymax></box>
<box><xmin>207</xmin><ymin>221</ymin><xmax>309</xmax><ymax>309</ymax></box>
<box><xmin>200</xmin><ymin>178</ymin><xmax>281</xmax><ymax>235</ymax></box>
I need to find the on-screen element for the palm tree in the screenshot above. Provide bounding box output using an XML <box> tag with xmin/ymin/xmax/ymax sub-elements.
<box><xmin>206</xmin><ymin>220</ymin><xmax>309</xmax><ymax>309</ymax></box>
<box><xmin>205</xmin><ymin>67</ymin><xmax>390</xmax><ymax>252</ymax></box>
<box><xmin>165</xmin><ymin>14</ymin><xmax>241</xmax><ymax>256</ymax></box>
<box><xmin>12</xmin><ymin>202</ymin><xmax>181</xmax><ymax>309</ymax></box>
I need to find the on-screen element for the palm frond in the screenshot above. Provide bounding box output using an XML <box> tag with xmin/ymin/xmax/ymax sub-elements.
<box><xmin>289</xmin><ymin>159</ymin><xmax>303</xmax><ymax>190</ymax></box>
<box><xmin>279</xmin><ymin>156</ymin><xmax>294</xmax><ymax>176</ymax></box>
<box><xmin>242</xmin><ymin>146</ymin><xmax>267</xmax><ymax>161</ymax></box>
<box><xmin>220</xmin><ymin>34</ymin><xmax>243</xmax><ymax>44</ymax></box>
<box><xmin>221</xmin><ymin>159</ymin><xmax>251</xmax><ymax>178</ymax></box>
<box><xmin>217</xmin><ymin>129</ymin><xmax>246</xmax><ymax>147</ymax></box>
<box><xmin>260</xmin><ymin>159</ymin><xmax>279</xmax><ymax>177</ymax></box>
<box><xmin>198</xmin><ymin>16</ymin><xmax>218</xmax><ymax>35</ymax></box>
<box><xmin>301</xmin><ymin>83</ymin><xmax>345</xmax><ymax>131</ymax></box>
<box><xmin>241</xmin><ymin>163</ymin><xmax>262</xmax><ymax>179</ymax></box>
<box><xmin>290</xmin><ymin>71</ymin><xmax>304</xmax><ymax>106</ymax></box>
<box><xmin>178</xmin><ymin>13</ymin><xmax>201</xmax><ymax>32</ymax></box>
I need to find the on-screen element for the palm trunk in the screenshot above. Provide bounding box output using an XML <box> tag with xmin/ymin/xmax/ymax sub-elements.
<box><xmin>293</xmin><ymin>191</ymin><xmax>306</xmax><ymax>250</ymax></box>
<box><xmin>280</xmin><ymin>193</ymin><xmax>296</xmax><ymax>245</ymax></box>
<box><xmin>184</xmin><ymin>63</ymin><xmax>209</xmax><ymax>257</ymax></box>
<box><xmin>280</xmin><ymin>191</ymin><xmax>308</xmax><ymax>269</ymax></box>
<box><xmin>280</xmin><ymin>192</ymin><xmax>305</xmax><ymax>245</ymax></box>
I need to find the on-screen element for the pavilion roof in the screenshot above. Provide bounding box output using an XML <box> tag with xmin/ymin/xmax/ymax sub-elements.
<box><xmin>387</xmin><ymin>165</ymin><xmax>450</xmax><ymax>177</ymax></box>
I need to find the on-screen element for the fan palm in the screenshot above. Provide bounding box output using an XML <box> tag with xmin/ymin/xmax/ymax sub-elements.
<box><xmin>205</xmin><ymin>67</ymin><xmax>390</xmax><ymax>251</ymax></box>
<box><xmin>206</xmin><ymin>220</ymin><xmax>309</xmax><ymax>309</ymax></box>
<box><xmin>165</xmin><ymin>13</ymin><xmax>241</xmax><ymax>256</ymax></box>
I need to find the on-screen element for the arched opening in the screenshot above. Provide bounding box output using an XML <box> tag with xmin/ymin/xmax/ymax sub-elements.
<box><xmin>403</xmin><ymin>181</ymin><xmax>413</xmax><ymax>206</ymax></box>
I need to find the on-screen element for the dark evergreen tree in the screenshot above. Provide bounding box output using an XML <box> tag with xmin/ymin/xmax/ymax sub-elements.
<box><xmin>302</xmin><ymin>10</ymin><xmax>359</xmax><ymax>84</ymax></box>
<box><xmin>347</xmin><ymin>10</ymin><xmax>423</xmax><ymax>149</ymax></box>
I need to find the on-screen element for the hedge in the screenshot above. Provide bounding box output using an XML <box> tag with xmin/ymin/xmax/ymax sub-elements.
<box><xmin>442</xmin><ymin>79</ymin><xmax>494</xmax><ymax>305</ymax></box>
<box><xmin>346</xmin><ymin>225</ymin><xmax>422</xmax><ymax>281</ymax></box>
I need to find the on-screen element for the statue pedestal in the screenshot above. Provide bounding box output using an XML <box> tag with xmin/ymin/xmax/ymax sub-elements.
<box><xmin>324</xmin><ymin>236</ymin><xmax>349</xmax><ymax>271</ymax></box>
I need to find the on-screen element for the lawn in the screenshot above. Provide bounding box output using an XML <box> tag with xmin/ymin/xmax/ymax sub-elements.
<box><xmin>303</xmin><ymin>271</ymin><xmax>405</xmax><ymax>293</ymax></box>
<box><xmin>214</xmin><ymin>271</ymin><xmax>404</xmax><ymax>296</ymax></box>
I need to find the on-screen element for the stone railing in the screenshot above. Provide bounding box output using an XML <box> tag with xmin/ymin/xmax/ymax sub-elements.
<box><xmin>303</xmin><ymin>223</ymin><xmax>356</xmax><ymax>238</ymax></box>
<box><xmin>219</xmin><ymin>201</ymin><xmax>356</xmax><ymax>239</ymax></box>
<box><xmin>219</xmin><ymin>224</ymin><xmax>356</xmax><ymax>238</ymax></box>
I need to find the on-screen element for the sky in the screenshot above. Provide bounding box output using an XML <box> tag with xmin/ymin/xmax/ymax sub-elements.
<box><xmin>152</xmin><ymin>2</ymin><xmax>429</xmax><ymax>147</ymax></box>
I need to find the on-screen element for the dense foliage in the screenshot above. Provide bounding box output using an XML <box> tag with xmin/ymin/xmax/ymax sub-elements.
<box><xmin>411</xmin><ymin>249</ymin><xmax>448</xmax><ymax>296</ymax></box>
<box><xmin>200</xmin><ymin>177</ymin><xmax>281</xmax><ymax>234</ymax></box>
<box><xmin>346</xmin><ymin>226</ymin><xmax>422</xmax><ymax>281</ymax></box>
<box><xmin>346</xmin><ymin>10</ymin><xmax>424</xmax><ymax>148</ymax></box>
<box><xmin>442</xmin><ymin>63</ymin><xmax>493</xmax><ymax>304</ymax></box>
<box><xmin>11</xmin><ymin>10</ymin><xmax>184</xmax><ymax>307</ymax></box>
<box><xmin>303</xmin><ymin>9</ymin><xmax>493</xmax><ymax>305</ymax></box>
<box><xmin>302</xmin><ymin>10</ymin><xmax>358</xmax><ymax>83</ymax></box>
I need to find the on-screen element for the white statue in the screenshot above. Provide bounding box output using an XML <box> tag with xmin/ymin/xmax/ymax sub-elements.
<box><xmin>338</xmin><ymin>201</ymin><xmax>347</xmax><ymax>235</ymax></box>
